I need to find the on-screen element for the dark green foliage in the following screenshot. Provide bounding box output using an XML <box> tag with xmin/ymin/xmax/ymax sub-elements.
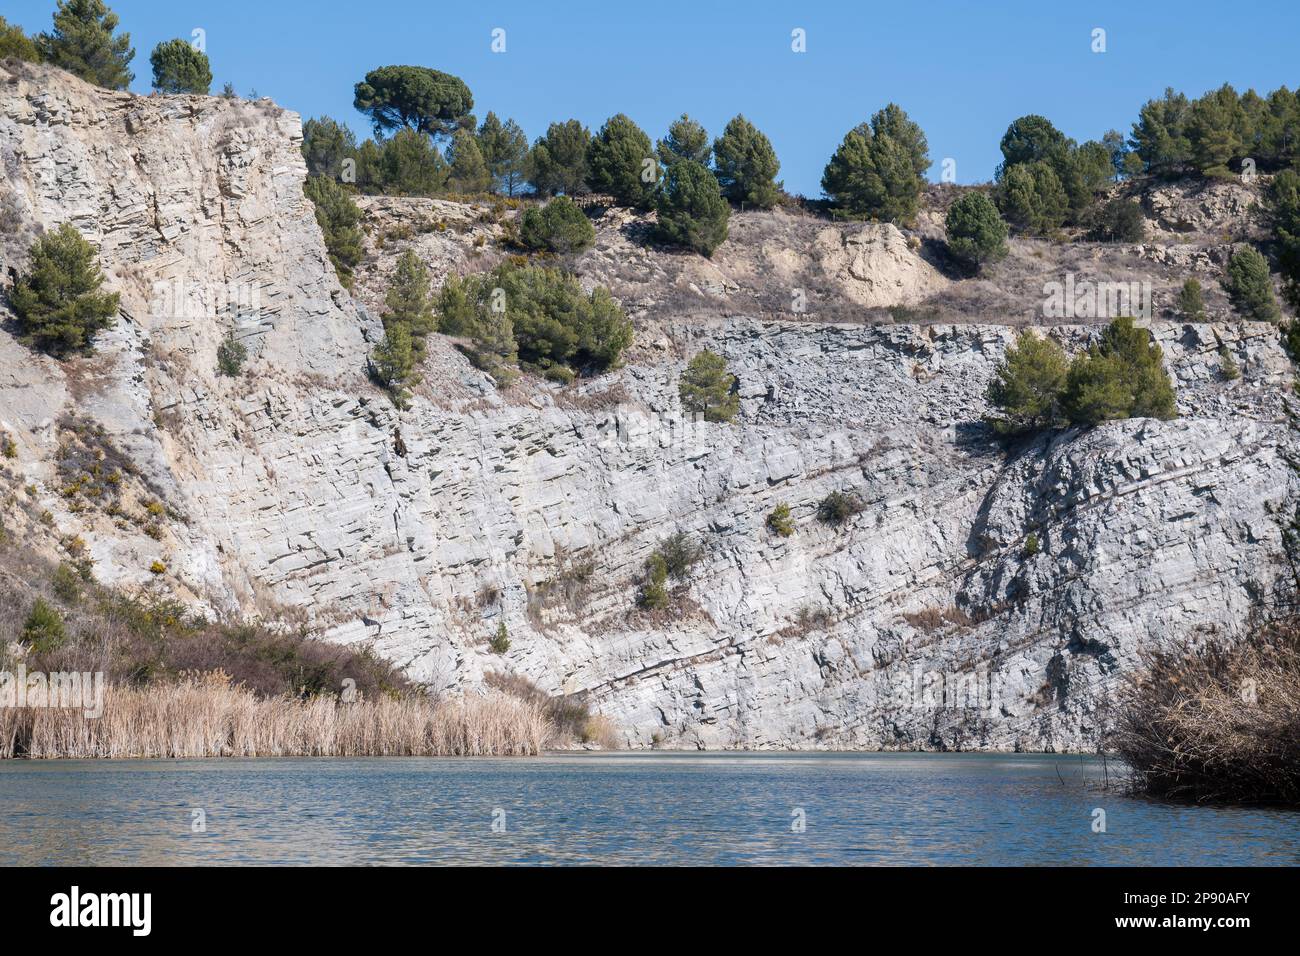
<box><xmin>1129</xmin><ymin>83</ymin><xmax>1300</xmax><ymax>177</ymax></box>
<box><xmin>23</xmin><ymin>598</ymin><xmax>66</xmax><ymax>653</ymax></box>
<box><xmin>586</xmin><ymin>113</ymin><xmax>657</xmax><ymax>208</ymax></box>
<box><xmin>1222</xmin><ymin>246</ymin><xmax>1281</xmax><ymax>322</ymax></box>
<box><xmin>379</xmin><ymin>128</ymin><xmax>448</xmax><ymax>196</ymax></box>
<box><xmin>51</xmin><ymin>562</ymin><xmax>84</xmax><ymax>604</ymax></box>
<box><xmin>149</xmin><ymin>38</ymin><xmax>210</xmax><ymax>94</ymax></box>
<box><xmin>1176</xmin><ymin>278</ymin><xmax>1206</xmax><ymax>320</ymax></box>
<box><xmin>1087</xmin><ymin>198</ymin><xmax>1145</xmax><ymax>242</ymax></box>
<box><xmin>1219</xmin><ymin>346</ymin><xmax>1240</xmax><ymax>381</ymax></box>
<box><xmin>9</xmin><ymin>223</ymin><xmax>119</xmax><ymax>355</ymax></box>
<box><xmin>999</xmin><ymin>114</ymin><xmax>1069</xmax><ymax>168</ymax></box>
<box><xmin>712</xmin><ymin>114</ymin><xmax>781</xmax><ymax>209</ymax></box>
<box><xmin>477</xmin><ymin>112</ymin><xmax>529</xmax><ymax>196</ymax></box>
<box><xmin>489</xmin><ymin>621</ymin><xmax>510</xmax><ymax>654</ymax></box>
<box><xmin>370</xmin><ymin>324</ymin><xmax>417</xmax><ymax>407</ymax></box>
<box><xmin>822</xmin><ymin>104</ymin><xmax>930</xmax><ymax>224</ymax></box>
<box><xmin>678</xmin><ymin>349</ymin><xmax>739</xmax><ymax>422</ymax></box>
<box><xmin>944</xmin><ymin>191</ymin><xmax>1008</xmax><ymax>271</ymax></box>
<box><xmin>994</xmin><ymin>161</ymin><xmax>1068</xmax><ymax>235</ymax></box>
<box><xmin>303</xmin><ymin>175</ymin><xmax>363</xmax><ymax>287</ymax></box>
<box><xmin>353</xmin><ymin>65</ymin><xmax>474</xmax><ymax>139</ymax></box>
<box><xmin>436</xmin><ymin>264</ymin><xmax>631</xmax><ymax>384</ymax></box>
<box><xmin>37</xmin><ymin>0</ymin><xmax>133</xmax><ymax>90</ymax></box>
<box><xmin>519</xmin><ymin>196</ymin><xmax>595</xmax><ymax>254</ymax></box>
<box><xmin>527</xmin><ymin>120</ymin><xmax>593</xmax><ymax>196</ymax></box>
<box><xmin>383</xmin><ymin>250</ymin><xmax>436</xmax><ymax>342</ymax></box>
<box><xmin>984</xmin><ymin>331</ymin><xmax>1070</xmax><ymax>434</ymax></box>
<box><xmin>302</xmin><ymin>116</ymin><xmax>357</xmax><ymax>180</ymax></box>
<box><xmin>655</xmin><ymin>160</ymin><xmax>730</xmax><ymax>257</ymax></box>
<box><xmin>655</xmin><ymin>531</ymin><xmax>702</xmax><ymax>581</ymax></box>
<box><xmin>766</xmin><ymin>503</ymin><xmax>795</xmax><ymax>537</ymax></box>
<box><xmin>0</xmin><ymin>15</ymin><xmax>41</xmax><ymax>61</ymax></box>
<box><xmin>1023</xmin><ymin>533</ymin><xmax>1040</xmax><ymax>558</ymax></box>
<box><xmin>638</xmin><ymin>554</ymin><xmax>669</xmax><ymax>610</ymax></box>
<box><xmin>1268</xmin><ymin>169</ymin><xmax>1300</xmax><ymax>311</ymax></box>
<box><xmin>817</xmin><ymin>491</ymin><xmax>864</xmax><ymax>526</ymax></box>
<box><xmin>446</xmin><ymin>129</ymin><xmax>491</xmax><ymax>194</ymax></box>
<box><xmin>216</xmin><ymin>333</ymin><xmax>247</xmax><ymax>377</ymax></box>
<box><xmin>1061</xmin><ymin>317</ymin><xmax>1178</xmax><ymax>425</ymax></box>
<box><xmin>657</xmin><ymin>114</ymin><xmax>711</xmax><ymax>168</ymax></box>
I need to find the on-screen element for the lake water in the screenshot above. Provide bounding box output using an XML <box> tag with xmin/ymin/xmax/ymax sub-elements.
<box><xmin>2</xmin><ymin>753</ymin><xmax>1297</xmax><ymax>865</ymax></box>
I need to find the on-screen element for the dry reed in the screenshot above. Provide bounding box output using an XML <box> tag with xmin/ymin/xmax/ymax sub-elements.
<box><xmin>0</xmin><ymin>674</ymin><xmax>550</xmax><ymax>758</ymax></box>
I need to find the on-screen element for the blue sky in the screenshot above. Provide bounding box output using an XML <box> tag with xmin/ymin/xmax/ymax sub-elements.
<box><xmin>7</xmin><ymin>0</ymin><xmax>1298</xmax><ymax>193</ymax></box>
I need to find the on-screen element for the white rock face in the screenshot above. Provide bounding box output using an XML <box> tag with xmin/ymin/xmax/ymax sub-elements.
<box><xmin>1</xmin><ymin>64</ymin><xmax>1294</xmax><ymax>751</ymax></box>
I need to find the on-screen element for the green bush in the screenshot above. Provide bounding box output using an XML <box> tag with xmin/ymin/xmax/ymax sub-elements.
<box><xmin>38</xmin><ymin>0</ymin><xmax>134</xmax><ymax>90</ymax></box>
<box><xmin>1061</xmin><ymin>317</ymin><xmax>1178</xmax><ymax>425</ymax></box>
<box><xmin>1023</xmin><ymin>533</ymin><xmax>1040</xmax><ymax>557</ymax></box>
<box><xmin>1219</xmin><ymin>346</ymin><xmax>1241</xmax><ymax>381</ymax></box>
<box><xmin>303</xmin><ymin>175</ymin><xmax>364</xmax><ymax>287</ymax></box>
<box><xmin>679</xmin><ymin>349</ymin><xmax>739</xmax><ymax>422</ymax></box>
<box><xmin>586</xmin><ymin>113</ymin><xmax>657</xmax><ymax>208</ymax></box>
<box><xmin>435</xmin><ymin>264</ymin><xmax>630</xmax><ymax>385</ymax></box>
<box><xmin>655</xmin><ymin>160</ymin><xmax>730</xmax><ymax>257</ymax></box>
<box><xmin>822</xmin><ymin>104</ymin><xmax>929</xmax><ymax>224</ymax></box>
<box><xmin>984</xmin><ymin>331</ymin><xmax>1070</xmax><ymax>435</ymax></box>
<box><xmin>637</xmin><ymin>554</ymin><xmax>670</xmax><ymax>610</ymax></box>
<box><xmin>1222</xmin><ymin>246</ymin><xmax>1281</xmax><ymax>322</ymax></box>
<box><xmin>1268</xmin><ymin>169</ymin><xmax>1300</xmax><ymax>311</ymax></box>
<box><xmin>766</xmin><ymin>503</ymin><xmax>795</xmax><ymax>537</ymax></box>
<box><xmin>378</xmin><ymin>128</ymin><xmax>448</xmax><ymax>196</ymax></box>
<box><xmin>216</xmin><ymin>333</ymin><xmax>247</xmax><ymax>377</ymax></box>
<box><xmin>22</xmin><ymin>597</ymin><xmax>66</xmax><ymax>652</ymax></box>
<box><xmin>945</xmin><ymin>192</ymin><xmax>1008</xmax><ymax>271</ymax></box>
<box><xmin>9</xmin><ymin>223</ymin><xmax>119</xmax><ymax>355</ymax></box>
<box><xmin>817</xmin><ymin>491</ymin><xmax>864</xmax><ymax>527</ymax></box>
<box><xmin>489</xmin><ymin>621</ymin><xmax>510</xmax><ymax>654</ymax></box>
<box><xmin>149</xmin><ymin>38</ymin><xmax>210</xmax><ymax>94</ymax></box>
<box><xmin>519</xmin><ymin>196</ymin><xmax>595</xmax><ymax>254</ymax></box>
<box><xmin>370</xmin><ymin>324</ymin><xmax>418</xmax><ymax>407</ymax></box>
<box><xmin>51</xmin><ymin>562</ymin><xmax>84</xmax><ymax>604</ymax></box>
<box><xmin>1177</xmin><ymin>278</ymin><xmax>1206</xmax><ymax>320</ymax></box>
<box><xmin>302</xmin><ymin>116</ymin><xmax>357</xmax><ymax>180</ymax></box>
<box><xmin>0</xmin><ymin>15</ymin><xmax>42</xmax><ymax>61</ymax></box>
<box><xmin>655</xmin><ymin>532</ymin><xmax>702</xmax><ymax>581</ymax></box>
<box><xmin>712</xmin><ymin>115</ymin><xmax>781</xmax><ymax>209</ymax></box>
<box><xmin>382</xmin><ymin>250</ymin><xmax>437</xmax><ymax>343</ymax></box>
<box><xmin>1087</xmin><ymin>198</ymin><xmax>1145</xmax><ymax>242</ymax></box>
<box><xmin>447</xmin><ymin>129</ymin><xmax>491</xmax><ymax>194</ymax></box>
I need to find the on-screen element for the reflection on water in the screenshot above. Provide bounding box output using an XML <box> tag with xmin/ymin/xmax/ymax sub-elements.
<box><xmin>1</xmin><ymin>753</ymin><xmax>1297</xmax><ymax>865</ymax></box>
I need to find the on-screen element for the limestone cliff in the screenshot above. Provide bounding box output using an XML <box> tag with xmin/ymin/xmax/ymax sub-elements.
<box><xmin>1</xmin><ymin>62</ymin><xmax>1294</xmax><ymax>750</ymax></box>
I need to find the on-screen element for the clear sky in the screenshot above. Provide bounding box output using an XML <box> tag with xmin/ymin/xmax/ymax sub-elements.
<box><xmin>6</xmin><ymin>0</ymin><xmax>1298</xmax><ymax>193</ymax></box>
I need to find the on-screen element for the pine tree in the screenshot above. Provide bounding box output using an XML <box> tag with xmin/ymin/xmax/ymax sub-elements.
<box><xmin>655</xmin><ymin>160</ymin><xmax>730</xmax><ymax>257</ymax></box>
<box><xmin>370</xmin><ymin>324</ymin><xmax>417</xmax><ymax>407</ymax></box>
<box><xmin>712</xmin><ymin>115</ymin><xmax>780</xmax><ymax>209</ymax></box>
<box><xmin>586</xmin><ymin>113</ymin><xmax>657</xmax><ymax>208</ymax></box>
<box><xmin>149</xmin><ymin>38</ymin><xmax>211</xmax><ymax>94</ymax></box>
<box><xmin>1176</xmin><ymin>278</ymin><xmax>1206</xmax><ymax>320</ymax></box>
<box><xmin>477</xmin><ymin>112</ymin><xmax>529</xmax><ymax>195</ymax></box>
<box><xmin>0</xmin><ymin>16</ymin><xmax>41</xmax><ymax>62</ymax></box>
<box><xmin>302</xmin><ymin>117</ymin><xmax>357</xmax><ymax>180</ymax></box>
<box><xmin>447</xmin><ymin>129</ymin><xmax>491</xmax><ymax>194</ymax></box>
<box><xmin>1061</xmin><ymin>317</ymin><xmax>1178</xmax><ymax>425</ymax></box>
<box><xmin>382</xmin><ymin>250</ymin><xmax>436</xmax><ymax>358</ymax></box>
<box><xmin>945</xmin><ymin>192</ymin><xmax>1008</xmax><ymax>271</ymax></box>
<box><xmin>984</xmin><ymin>331</ymin><xmax>1069</xmax><ymax>434</ymax></box>
<box><xmin>526</xmin><ymin>120</ymin><xmax>592</xmax><ymax>196</ymax></box>
<box><xmin>303</xmin><ymin>176</ymin><xmax>364</xmax><ymax>287</ymax></box>
<box><xmin>1222</xmin><ymin>246</ymin><xmax>1281</xmax><ymax>322</ymax></box>
<box><xmin>679</xmin><ymin>349</ymin><xmax>739</xmax><ymax>422</ymax></box>
<box><xmin>38</xmin><ymin>0</ymin><xmax>134</xmax><ymax>90</ymax></box>
<box><xmin>519</xmin><ymin>196</ymin><xmax>595</xmax><ymax>254</ymax></box>
<box><xmin>10</xmin><ymin>223</ymin><xmax>119</xmax><ymax>355</ymax></box>
<box><xmin>657</xmin><ymin>114</ymin><xmax>711</xmax><ymax>168</ymax></box>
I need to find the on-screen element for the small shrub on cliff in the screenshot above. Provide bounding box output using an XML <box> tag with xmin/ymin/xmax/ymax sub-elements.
<box><xmin>984</xmin><ymin>330</ymin><xmax>1069</xmax><ymax>435</ymax></box>
<box><xmin>1061</xmin><ymin>317</ymin><xmax>1178</xmax><ymax>425</ymax></box>
<box><xmin>382</xmin><ymin>250</ymin><xmax>437</xmax><ymax>360</ymax></box>
<box><xmin>766</xmin><ymin>503</ymin><xmax>795</xmax><ymax>537</ymax></box>
<box><xmin>945</xmin><ymin>192</ymin><xmax>1008</xmax><ymax>272</ymax></box>
<box><xmin>1219</xmin><ymin>346</ymin><xmax>1241</xmax><ymax>381</ymax></box>
<box><xmin>489</xmin><ymin>621</ymin><xmax>510</xmax><ymax>654</ymax></box>
<box><xmin>519</xmin><ymin>196</ymin><xmax>595</xmax><ymax>254</ymax></box>
<box><xmin>38</xmin><ymin>0</ymin><xmax>134</xmax><ymax>90</ymax></box>
<box><xmin>1086</xmin><ymin>198</ymin><xmax>1145</xmax><ymax>243</ymax></box>
<box><xmin>370</xmin><ymin>324</ymin><xmax>418</xmax><ymax>407</ymax></box>
<box><xmin>216</xmin><ymin>334</ymin><xmax>247</xmax><ymax>377</ymax></box>
<box><xmin>9</xmin><ymin>223</ymin><xmax>119</xmax><ymax>356</ymax></box>
<box><xmin>1222</xmin><ymin>246</ymin><xmax>1281</xmax><ymax>322</ymax></box>
<box><xmin>679</xmin><ymin>349</ymin><xmax>739</xmax><ymax>422</ymax></box>
<box><xmin>637</xmin><ymin>554</ymin><xmax>670</xmax><ymax>610</ymax></box>
<box><xmin>22</xmin><ymin>598</ymin><xmax>66</xmax><ymax>653</ymax></box>
<box><xmin>817</xmin><ymin>491</ymin><xmax>863</xmax><ymax>527</ymax></box>
<box><xmin>149</xmin><ymin>38</ymin><xmax>211</xmax><ymax>94</ymax></box>
<box><xmin>303</xmin><ymin>175</ymin><xmax>364</xmax><ymax>288</ymax></box>
<box><xmin>655</xmin><ymin>532</ymin><xmax>702</xmax><ymax>581</ymax></box>
<box><xmin>1176</xmin><ymin>277</ymin><xmax>1206</xmax><ymax>320</ymax></box>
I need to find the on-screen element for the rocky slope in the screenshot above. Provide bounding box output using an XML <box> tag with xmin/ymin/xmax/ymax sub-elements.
<box><xmin>1</xmin><ymin>62</ymin><xmax>1294</xmax><ymax>750</ymax></box>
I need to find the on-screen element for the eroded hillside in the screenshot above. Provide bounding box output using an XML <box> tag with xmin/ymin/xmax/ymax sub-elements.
<box><xmin>1</xmin><ymin>61</ymin><xmax>1294</xmax><ymax>750</ymax></box>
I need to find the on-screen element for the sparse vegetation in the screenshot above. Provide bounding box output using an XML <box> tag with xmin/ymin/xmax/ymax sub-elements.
<box><xmin>817</xmin><ymin>490</ymin><xmax>863</xmax><ymax>527</ymax></box>
<box><xmin>216</xmin><ymin>333</ymin><xmax>247</xmax><ymax>377</ymax></box>
<box><xmin>489</xmin><ymin>621</ymin><xmax>510</xmax><ymax>654</ymax></box>
<box><xmin>1219</xmin><ymin>346</ymin><xmax>1241</xmax><ymax>381</ymax></box>
<box><xmin>303</xmin><ymin>175</ymin><xmax>364</xmax><ymax>288</ymax></box>
<box><xmin>1222</xmin><ymin>246</ymin><xmax>1281</xmax><ymax>322</ymax></box>
<box><xmin>1176</xmin><ymin>277</ymin><xmax>1206</xmax><ymax>320</ymax></box>
<box><xmin>766</xmin><ymin>503</ymin><xmax>795</xmax><ymax>537</ymax></box>
<box><xmin>519</xmin><ymin>196</ymin><xmax>595</xmax><ymax>254</ymax></box>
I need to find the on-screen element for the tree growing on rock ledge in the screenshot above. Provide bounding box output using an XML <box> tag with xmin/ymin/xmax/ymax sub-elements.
<box><xmin>678</xmin><ymin>349</ymin><xmax>739</xmax><ymax>422</ymax></box>
<box><xmin>303</xmin><ymin>176</ymin><xmax>363</xmax><ymax>288</ymax></box>
<box><xmin>9</xmin><ymin>223</ymin><xmax>119</xmax><ymax>356</ymax></box>
<box><xmin>149</xmin><ymin>38</ymin><xmax>210</xmax><ymax>94</ymax></box>
<box><xmin>519</xmin><ymin>196</ymin><xmax>595</xmax><ymax>255</ymax></box>
<box><xmin>1222</xmin><ymin>246</ymin><xmax>1281</xmax><ymax>323</ymax></box>
<box><xmin>1060</xmin><ymin>317</ymin><xmax>1178</xmax><ymax>425</ymax></box>
<box><xmin>353</xmin><ymin>65</ymin><xmax>474</xmax><ymax>140</ymax></box>
<box><xmin>983</xmin><ymin>330</ymin><xmax>1069</xmax><ymax>435</ymax></box>
<box><xmin>37</xmin><ymin>0</ymin><xmax>134</xmax><ymax>90</ymax></box>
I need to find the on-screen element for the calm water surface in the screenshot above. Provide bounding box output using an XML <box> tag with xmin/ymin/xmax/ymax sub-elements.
<box><xmin>1</xmin><ymin>753</ymin><xmax>1297</xmax><ymax>865</ymax></box>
